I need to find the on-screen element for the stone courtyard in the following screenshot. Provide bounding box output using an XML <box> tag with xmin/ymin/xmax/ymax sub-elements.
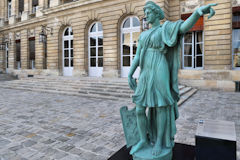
<box><xmin>0</xmin><ymin>76</ymin><xmax>239</xmax><ymax>160</ymax></box>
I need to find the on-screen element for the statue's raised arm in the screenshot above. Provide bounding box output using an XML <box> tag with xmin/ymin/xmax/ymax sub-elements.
<box><xmin>180</xmin><ymin>3</ymin><xmax>217</xmax><ymax>34</ymax></box>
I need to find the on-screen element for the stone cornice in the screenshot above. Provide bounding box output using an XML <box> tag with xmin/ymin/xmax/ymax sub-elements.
<box><xmin>0</xmin><ymin>0</ymin><xmax>104</xmax><ymax>32</ymax></box>
<box><xmin>0</xmin><ymin>16</ymin><xmax>47</xmax><ymax>32</ymax></box>
<box><xmin>43</xmin><ymin>0</ymin><xmax>103</xmax><ymax>15</ymax></box>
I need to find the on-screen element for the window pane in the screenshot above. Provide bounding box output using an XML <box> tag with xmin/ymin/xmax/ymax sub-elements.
<box><xmin>70</xmin><ymin>28</ymin><xmax>73</xmax><ymax>35</ymax></box>
<box><xmin>98</xmin><ymin>23</ymin><xmax>103</xmax><ymax>31</ymax></box>
<box><xmin>233</xmin><ymin>29</ymin><xmax>240</xmax><ymax>67</ymax></box>
<box><xmin>184</xmin><ymin>44</ymin><xmax>192</xmax><ymax>55</ymax></box>
<box><xmin>133</xmin><ymin>17</ymin><xmax>140</xmax><ymax>27</ymax></box>
<box><xmin>90</xmin><ymin>58</ymin><xmax>96</xmax><ymax>67</ymax></box>
<box><xmin>196</xmin><ymin>43</ymin><xmax>203</xmax><ymax>55</ymax></box>
<box><xmin>132</xmin><ymin>32</ymin><xmax>140</xmax><ymax>45</ymax></box>
<box><xmin>90</xmin><ymin>37</ymin><xmax>96</xmax><ymax>46</ymax></box>
<box><xmin>184</xmin><ymin>32</ymin><xmax>192</xmax><ymax>43</ymax></box>
<box><xmin>64</xmin><ymin>28</ymin><xmax>69</xmax><ymax>36</ymax></box>
<box><xmin>122</xmin><ymin>33</ymin><xmax>130</xmax><ymax>45</ymax></box>
<box><xmin>64</xmin><ymin>50</ymin><xmax>69</xmax><ymax>57</ymax></box>
<box><xmin>90</xmin><ymin>48</ymin><xmax>96</xmax><ymax>56</ymax></box>
<box><xmin>133</xmin><ymin>44</ymin><xmax>137</xmax><ymax>55</ymax></box>
<box><xmin>98</xmin><ymin>58</ymin><xmax>103</xmax><ymax>67</ymax></box>
<box><xmin>123</xmin><ymin>45</ymin><xmax>130</xmax><ymax>55</ymax></box>
<box><xmin>71</xmin><ymin>58</ymin><xmax>73</xmax><ymax>67</ymax></box>
<box><xmin>29</xmin><ymin>40</ymin><xmax>35</xmax><ymax>60</ymax></box>
<box><xmin>233</xmin><ymin>54</ymin><xmax>240</xmax><ymax>67</ymax></box>
<box><xmin>123</xmin><ymin>56</ymin><xmax>130</xmax><ymax>66</ymax></box>
<box><xmin>196</xmin><ymin>56</ymin><xmax>203</xmax><ymax>68</ymax></box>
<box><xmin>64</xmin><ymin>40</ymin><xmax>69</xmax><ymax>48</ymax></box>
<box><xmin>98</xmin><ymin>47</ymin><xmax>103</xmax><ymax>56</ymax></box>
<box><xmin>197</xmin><ymin>31</ymin><xmax>203</xmax><ymax>42</ymax></box>
<box><xmin>16</xmin><ymin>42</ymin><xmax>21</xmax><ymax>61</ymax></box>
<box><xmin>233</xmin><ymin>29</ymin><xmax>239</xmax><ymax>41</ymax></box>
<box><xmin>90</xmin><ymin>24</ymin><xmax>96</xmax><ymax>32</ymax></box>
<box><xmin>71</xmin><ymin>40</ymin><xmax>73</xmax><ymax>48</ymax></box>
<box><xmin>71</xmin><ymin>49</ymin><xmax>73</xmax><ymax>57</ymax></box>
<box><xmin>98</xmin><ymin>36</ymin><xmax>103</xmax><ymax>46</ymax></box>
<box><xmin>64</xmin><ymin>58</ymin><xmax>69</xmax><ymax>67</ymax></box>
<box><xmin>123</xmin><ymin>18</ymin><xmax>130</xmax><ymax>28</ymax></box>
<box><xmin>184</xmin><ymin>56</ymin><xmax>192</xmax><ymax>67</ymax></box>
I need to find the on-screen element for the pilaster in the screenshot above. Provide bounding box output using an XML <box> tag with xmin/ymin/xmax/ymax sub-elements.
<box><xmin>8</xmin><ymin>33</ymin><xmax>15</xmax><ymax>69</ymax></box>
<box><xmin>36</xmin><ymin>0</ymin><xmax>44</xmax><ymax>17</ymax></box>
<box><xmin>9</xmin><ymin>0</ymin><xmax>17</xmax><ymax>24</ymax></box>
<box><xmin>20</xmin><ymin>30</ymin><xmax>29</xmax><ymax>69</ymax></box>
<box><xmin>21</xmin><ymin>0</ymin><xmax>29</xmax><ymax>21</ymax></box>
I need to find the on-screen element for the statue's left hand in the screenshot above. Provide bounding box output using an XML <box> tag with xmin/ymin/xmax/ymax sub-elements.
<box><xmin>128</xmin><ymin>76</ymin><xmax>137</xmax><ymax>91</ymax></box>
<box><xmin>197</xmin><ymin>3</ymin><xmax>217</xmax><ymax>19</ymax></box>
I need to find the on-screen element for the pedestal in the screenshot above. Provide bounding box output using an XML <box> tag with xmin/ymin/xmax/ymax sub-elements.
<box><xmin>132</xmin><ymin>145</ymin><xmax>172</xmax><ymax>160</ymax></box>
<box><xmin>195</xmin><ymin>119</ymin><xmax>236</xmax><ymax>160</ymax></box>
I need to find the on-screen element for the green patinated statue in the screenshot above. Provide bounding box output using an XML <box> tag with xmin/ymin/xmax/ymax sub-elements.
<box><xmin>121</xmin><ymin>1</ymin><xmax>217</xmax><ymax>160</ymax></box>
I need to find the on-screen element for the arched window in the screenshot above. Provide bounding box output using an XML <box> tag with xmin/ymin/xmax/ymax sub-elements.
<box><xmin>121</xmin><ymin>16</ymin><xmax>140</xmax><ymax>78</ymax></box>
<box><xmin>88</xmin><ymin>22</ymin><xmax>103</xmax><ymax>77</ymax></box>
<box><xmin>62</xmin><ymin>27</ymin><xmax>74</xmax><ymax>76</ymax></box>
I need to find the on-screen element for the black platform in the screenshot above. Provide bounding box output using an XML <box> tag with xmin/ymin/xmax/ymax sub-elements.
<box><xmin>108</xmin><ymin>143</ymin><xmax>196</xmax><ymax>160</ymax></box>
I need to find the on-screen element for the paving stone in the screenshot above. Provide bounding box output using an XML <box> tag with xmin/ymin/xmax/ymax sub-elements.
<box><xmin>22</xmin><ymin>140</ymin><xmax>37</xmax><ymax>147</ymax></box>
<box><xmin>0</xmin><ymin>138</ymin><xmax>11</xmax><ymax>148</ymax></box>
<box><xmin>9</xmin><ymin>145</ymin><xmax>23</xmax><ymax>151</ymax></box>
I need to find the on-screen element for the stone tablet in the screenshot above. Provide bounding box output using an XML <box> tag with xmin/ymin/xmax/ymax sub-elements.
<box><xmin>120</xmin><ymin>106</ymin><xmax>140</xmax><ymax>148</ymax></box>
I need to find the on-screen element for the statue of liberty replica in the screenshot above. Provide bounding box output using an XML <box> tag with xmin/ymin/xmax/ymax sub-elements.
<box><xmin>120</xmin><ymin>1</ymin><xmax>217</xmax><ymax>160</ymax></box>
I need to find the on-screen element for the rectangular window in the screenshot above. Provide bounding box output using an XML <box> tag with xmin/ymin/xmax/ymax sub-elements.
<box><xmin>32</xmin><ymin>0</ymin><xmax>38</xmax><ymax>13</ymax></box>
<box><xmin>8</xmin><ymin>0</ymin><xmax>12</xmax><ymax>18</ymax></box>
<box><xmin>29</xmin><ymin>38</ymin><xmax>35</xmax><ymax>69</ymax></box>
<box><xmin>63</xmin><ymin>0</ymin><xmax>74</xmax><ymax>4</ymax></box>
<box><xmin>232</xmin><ymin>7</ymin><xmax>240</xmax><ymax>69</ymax></box>
<box><xmin>16</xmin><ymin>40</ymin><xmax>21</xmax><ymax>69</ymax></box>
<box><xmin>182</xmin><ymin>31</ymin><xmax>204</xmax><ymax>69</ymax></box>
<box><xmin>19</xmin><ymin>0</ymin><xmax>24</xmax><ymax>15</ymax></box>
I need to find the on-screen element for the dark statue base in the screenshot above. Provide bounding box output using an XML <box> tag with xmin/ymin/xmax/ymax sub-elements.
<box><xmin>132</xmin><ymin>144</ymin><xmax>172</xmax><ymax>160</ymax></box>
<box><xmin>108</xmin><ymin>143</ymin><xmax>195</xmax><ymax>160</ymax></box>
<box><xmin>195</xmin><ymin>120</ymin><xmax>236</xmax><ymax>160</ymax></box>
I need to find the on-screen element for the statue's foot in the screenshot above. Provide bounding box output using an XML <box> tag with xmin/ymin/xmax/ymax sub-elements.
<box><xmin>152</xmin><ymin>143</ymin><xmax>162</xmax><ymax>156</ymax></box>
<box><xmin>130</xmin><ymin>140</ymin><xmax>147</xmax><ymax>155</ymax></box>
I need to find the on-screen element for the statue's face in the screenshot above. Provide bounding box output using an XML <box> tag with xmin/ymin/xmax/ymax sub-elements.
<box><xmin>144</xmin><ymin>8</ymin><xmax>156</xmax><ymax>24</ymax></box>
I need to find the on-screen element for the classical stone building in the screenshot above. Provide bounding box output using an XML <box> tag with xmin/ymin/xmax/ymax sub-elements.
<box><xmin>0</xmin><ymin>0</ymin><xmax>239</xmax><ymax>91</ymax></box>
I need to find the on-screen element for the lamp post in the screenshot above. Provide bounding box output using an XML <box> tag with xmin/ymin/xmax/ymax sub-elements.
<box><xmin>39</xmin><ymin>25</ymin><xmax>53</xmax><ymax>69</ymax></box>
<box><xmin>142</xmin><ymin>17</ymin><xmax>149</xmax><ymax>31</ymax></box>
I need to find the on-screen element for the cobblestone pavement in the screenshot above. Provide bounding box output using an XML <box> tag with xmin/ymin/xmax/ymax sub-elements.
<box><xmin>0</xmin><ymin>87</ymin><xmax>239</xmax><ymax>160</ymax></box>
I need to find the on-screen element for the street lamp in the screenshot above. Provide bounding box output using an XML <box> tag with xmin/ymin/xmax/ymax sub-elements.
<box><xmin>0</xmin><ymin>37</ymin><xmax>6</xmax><ymax>51</ymax></box>
<box><xmin>39</xmin><ymin>25</ymin><xmax>53</xmax><ymax>43</ymax></box>
<box><xmin>142</xmin><ymin>17</ymin><xmax>149</xmax><ymax>31</ymax></box>
<box><xmin>39</xmin><ymin>25</ymin><xmax>53</xmax><ymax>69</ymax></box>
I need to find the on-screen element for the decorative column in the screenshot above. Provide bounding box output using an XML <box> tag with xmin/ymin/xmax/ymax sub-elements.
<box><xmin>8</xmin><ymin>32</ymin><xmax>15</xmax><ymax>70</ymax></box>
<box><xmin>9</xmin><ymin>0</ymin><xmax>17</xmax><ymax>24</ymax></box>
<box><xmin>0</xmin><ymin>1</ymin><xmax>5</xmax><ymax>26</ymax></box>
<box><xmin>36</xmin><ymin>0</ymin><xmax>44</xmax><ymax>17</ymax></box>
<box><xmin>21</xmin><ymin>0</ymin><xmax>29</xmax><ymax>21</ymax></box>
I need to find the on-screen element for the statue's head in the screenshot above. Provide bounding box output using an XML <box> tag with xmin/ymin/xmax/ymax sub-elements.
<box><xmin>144</xmin><ymin>1</ymin><xmax>164</xmax><ymax>24</ymax></box>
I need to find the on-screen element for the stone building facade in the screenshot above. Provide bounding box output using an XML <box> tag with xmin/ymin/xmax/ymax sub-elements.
<box><xmin>0</xmin><ymin>0</ymin><xmax>239</xmax><ymax>91</ymax></box>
